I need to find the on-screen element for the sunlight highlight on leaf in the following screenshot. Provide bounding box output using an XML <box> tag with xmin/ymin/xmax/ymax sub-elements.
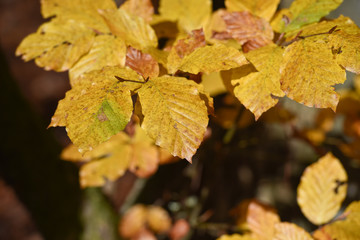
<box><xmin>297</xmin><ymin>153</ymin><xmax>348</xmax><ymax>225</ymax></box>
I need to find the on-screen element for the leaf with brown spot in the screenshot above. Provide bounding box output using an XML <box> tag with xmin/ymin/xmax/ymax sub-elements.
<box><xmin>49</xmin><ymin>66</ymin><xmax>143</xmax><ymax>153</ymax></box>
<box><xmin>297</xmin><ymin>153</ymin><xmax>348</xmax><ymax>225</ymax></box>
<box><xmin>120</xmin><ymin>0</ymin><xmax>154</xmax><ymax>22</ymax></box>
<box><xmin>220</xmin><ymin>11</ymin><xmax>274</xmax><ymax>52</ymax></box>
<box><xmin>126</xmin><ymin>46</ymin><xmax>159</xmax><ymax>79</ymax></box>
<box><xmin>280</xmin><ymin>37</ymin><xmax>346</xmax><ymax>110</ymax></box>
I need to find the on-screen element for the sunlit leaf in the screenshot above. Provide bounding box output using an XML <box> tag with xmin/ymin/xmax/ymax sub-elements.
<box><xmin>313</xmin><ymin>201</ymin><xmax>360</xmax><ymax>240</ymax></box>
<box><xmin>283</xmin><ymin>0</ymin><xmax>343</xmax><ymax>33</ymax></box>
<box><xmin>99</xmin><ymin>8</ymin><xmax>158</xmax><ymax>50</ymax></box>
<box><xmin>168</xmin><ymin>43</ymin><xmax>248</xmax><ymax>74</ymax></box>
<box><xmin>49</xmin><ymin>67</ymin><xmax>143</xmax><ymax>152</ymax></box>
<box><xmin>225</xmin><ymin>0</ymin><xmax>280</xmax><ymax>21</ymax></box>
<box><xmin>158</xmin><ymin>0</ymin><xmax>212</xmax><ymax>32</ymax></box>
<box><xmin>297</xmin><ymin>153</ymin><xmax>348</xmax><ymax>225</ymax></box>
<box><xmin>280</xmin><ymin>37</ymin><xmax>346</xmax><ymax>110</ymax></box>
<box><xmin>137</xmin><ymin>76</ymin><xmax>209</xmax><ymax>161</ymax></box>
<box><xmin>16</xmin><ymin>18</ymin><xmax>95</xmax><ymax>71</ymax></box>
<box><xmin>232</xmin><ymin>44</ymin><xmax>285</xmax><ymax>120</ymax></box>
<box><xmin>41</xmin><ymin>0</ymin><xmax>116</xmax><ymax>33</ymax></box>
<box><xmin>120</xmin><ymin>0</ymin><xmax>154</xmax><ymax>22</ymax></box>
<box><xmin>273</xmin><ymin>222</ymin><xmax>313</xmax><ymax>240</ymax></box>
<box><xmin>69</xmin><ymin>34</ymin><xmax>126</xmax><ymax>82</ymax></box>
<box><xmin>219</xmin><ymin>11</ymin><xmax>274</xmax><ymax>52</ymax></box>
<box><xmin>126</xmin><ymin>46</ymin><xmax>159</xmax><ymax>79</ymax></box>
<box><xmin>330</xmin><ymin>31</ymin><xmax>360</xmax><ymax>74</ymax></box>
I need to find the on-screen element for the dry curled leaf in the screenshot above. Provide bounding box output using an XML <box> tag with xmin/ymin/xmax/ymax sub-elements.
<box><xmin>219</xmin><ymin>11</ymin><xmax>274</xmax><ymax>52</ymax></box>
<box><xmin>297</xmin><ymin>153</ymin><xmax>348</xmax><ymax>225</ymax></box>
<box><xmin>126</xmin><ymin>46</ymin><xmax>160</xmax><ymax>79</ymax></box>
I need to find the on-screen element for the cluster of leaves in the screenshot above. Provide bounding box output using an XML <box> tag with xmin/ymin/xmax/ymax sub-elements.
<box><xmin>15</xmin><ymin>0</ymin><xmax>360</xmax><ymax>239</ymax></box>
<box><xmin>16</xmin><ymin>0</ymin><xmax>360</xmax><ymax>169</ymax></box>
<box><xmin>219</xmin><ymin>153</ymin><xmax>359</xmax><ymax>240</ymax></box>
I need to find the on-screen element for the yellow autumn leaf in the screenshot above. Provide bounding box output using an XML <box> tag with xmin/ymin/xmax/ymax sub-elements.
<box><xmin>286</xmin><ymin>15</ymin><xmax>360</xmax><ymax>38</ymax></box>
<box><xmin>273</xmin><ymin>222</ymin><xmax>313</xmax><ymax>240</ymax></box>
<box><xmin>99</xmin><ymin>8</ymin><xmax>158</xmax><ymax>50</ymax></box>
<box><xmin>297</xmin><ymin>153</ymin><xmax>348</xmax><ymax>225</ymax></box>
<box><xmin>283</xmin><ymin>0</ymin><xmax>343</xmax><ymax>33</ymax></box>
<box><xmin>146</xmin><ymin>206</ymin><xmax>172</xmax><ymax>233</ymax></box>
<box><xmin>168</xmin><ymin>43</ymin><xmax>248</xmax><ymax>74</ymax></box>
<box><xmin>120</xmin><ymin>0</ymin><xmax>154</xmax><ymax>23</ymax></box>
<box><xmin>232</xmin><ymin>44</ymin><xmax>285</xmax><ymax>120</ymax></box>
<box><xmin>79</xmin><ymin>132</ymin><xmax>131</xmax><ymax>187</ymax></box>
<box><xmin>16</xmin><ymin>18</ymin><xmax>95</xmax><ymax>71</ymax></box>
<box><xmin>225</xmin><ymin>0</ymin><xmax>280</xmax><ymax>21</ymax></box>
<box><xmin>137</xmin><ymin>76</ymin><xmax>209</xmax><ymax>161</ymax></box>
<box><xmin>246</xmin><ymin>201</ymin><xmax>280</xmax><ymax>240</ymax></box>
<box><xmin>41</xmin><ymin>0</ymin><xmax>116</xmax><ymax>33</ymax></box>
<box><xmin>270</xmin><ymin>9</ymin><xmax>292</xmax><ymax>33</ymax></box>
<box><xmin>69</xmin><ymin>34</ymin><xmax>126</xmax><ymax>82</ymax></box>
<box><xmin>158</xmin><ymin>0</ymin><xmax>212</xmax><ymax>32</ymax></box>
<box><xmin>280</xmin><ymin>37</ymin><xmax>346</xmax><ymax>111</ymax></box>
<box><xmin>313</xmin><ymin>201</ymin><xmax>360</xmax><ymax>240</ymax></box>
<box><xmin>330</xmin><ymin>31</ymin><xmax>360</xmax><ymax>74</ymax></box>
<box><xmin>217</xmin><ymin>234</ymin><xmax>255</xmax><ymax>240</ymax></box>
<box><xmin>60</xmin><ymin>144</ymin><xmax>84</xmax><ymax>162</ymax></box>
<box><xmin>49</xmin><ymin>66</ymin><xmax>143</xmax><ymax>152</ymax></box>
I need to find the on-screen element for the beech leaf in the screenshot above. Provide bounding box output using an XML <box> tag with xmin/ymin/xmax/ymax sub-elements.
<box><xmin>69</xmin><ymin>34</ymin><xmax>126</xmax><ymax>82</ymax></box>
<box><xmin>126</xmin><ymin>46</ymin><xmax>160</xmax><ymax>79</ymax></box>
<box><xmin>313</xmin><ymin>201</ymin><xmax>360</xmax><ymax>240</ymax></box>
<box><xmin>283</xmin><ymin>0</ymin><xmax>343</xmax><ymax>33</ymax></box>
<box><xmin>49</xmin><ymin>66</ymin><xmax>144</xmax><ymax>152</ymax></box>
<box><xmin>280</xmin><ymin>37</ymin><xmax>346</xmax><ymax>111</ymax></box>
<box><xmin>225</xmin><ymin>0</ymin><xmax>280</xmax><ymax>21</ymax></box>
<box><xmin>99</xmin><ymin>8</ymin><xmax>158</xmax><ymax>50</ymax></box>
<box><xmin>220</xmin><ymin>11</ymin><xmax>274</xmax><ymax>51</ymax></box>
<box><xmin>168</xmin><ymin>43</ymin><xmax>248</xmax><ymax>74</ymax></box>
<box><xmin>158</xmin><ymin>0</ymin><xmax>212</xmax><ymax>32</ymax></box>
<box><xmin>16</xmin><ymin>19</ymin><xmax>95</xmax><ymax>71</ymax></box>
<box><xmin>137</xmin><ymin>76</ymin><xmax>209</xmax><ymax>161</ymax></box>
<box><xmin>217</xmin><ymin>234</ymin><xmax>255</xmax><ymax>240</ymax></box>
<box><xmin>232</xmin><ymin>44</ymin><xmax>285</xmax><ymax>120</ymax></box>
<box><xmin>297</xmin><ymin>153</ymin><xmax>348</xmax><ymax>225</ymax></box>
<box><xmin>273</xmin><ymin>222</ymin><xmax>313</xmax><ymax>240</ymax></box>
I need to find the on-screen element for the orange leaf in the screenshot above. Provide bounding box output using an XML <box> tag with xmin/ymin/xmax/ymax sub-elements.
<box><xmin>126</xmin><ymin>46</ymin><xmax>159</xmax><ymax>79</ymax></box>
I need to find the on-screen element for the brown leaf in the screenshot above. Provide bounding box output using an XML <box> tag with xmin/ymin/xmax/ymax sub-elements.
<box><xmin>175</xmin><ymin>29</ymin><xmax>206</xmax><ymax>58</ymax></box>
<box><xmin>126</xmin><ymin>46</ymin><xmax>159</xmax><ymax>79</ymax></box>
<box><xmin>119</xmin><ymin>204</ymin><xmax>148</xmax><ymax>238</ymax></box>
<box><xmin>220</xmin><ymin>11</ymin><xmax>274</xmax><ymax>52</ymax></box>
<box><xmin>169</xmin><ymin>219</ymin><xmax>190</xmax><ymax>240</ymax></box>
